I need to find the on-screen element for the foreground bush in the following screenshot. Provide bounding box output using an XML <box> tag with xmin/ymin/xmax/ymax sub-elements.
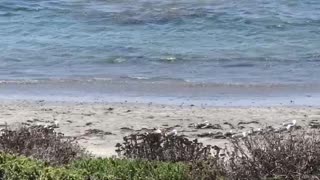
<box><xmin>224</xmin><ymin>131</ymin><xmax>320</xmax><ymax>179</ymax></box>
<box><xmin>117</xmin><ymin>129</ymin><xmax>320</xmax><ymax>179</ymax></box>
<box><xmin>116</xmin><ymin>132</ymin><xmax>227</xmax><ymax>179</ymax></box>
<box><xmin>0</xmin><ymin>153</ymin><xmax>189</xmax><ymax>180</ymax></box>
<box><xmin>0</xmin><ymin>153</ymin><xmax>86</xmax><ymax>180</ymax></box>
<box><xmin>0</xmin><ymin>125</ymin><xmax>87</xmax><ymax>165</ymax></box>
<box><xmin>116</xmin><ymin>132</ymin><xmax>213</xmax><ymax>162</ymax></box>
<box><xmin>2</xmin><ymin>125</ymin><xmax>320</xmax><ymax>179</ymax></box>
<box><xmin>0</xmin><ymin>126</ymin><xmax>223</xmax><ymax>180</ymax></box>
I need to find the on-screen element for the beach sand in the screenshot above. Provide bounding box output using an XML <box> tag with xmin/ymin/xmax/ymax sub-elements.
<box><xmin>0</xmin><ymin>100</ymin><xmax>319</xmax><ymax>156</ymax></box>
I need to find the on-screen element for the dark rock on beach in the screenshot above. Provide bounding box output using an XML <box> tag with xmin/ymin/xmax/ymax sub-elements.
<box><xmin>84</xmin><ymin>129</ymin><xmax>113</xmax><ymax>136</ymax></box>
<box><xmin>85</xmin><ymin>122</ymin><xmax>93</xmax><ymax>126</ymax></box>
<box><xmin>223</xmin><ymin>122</ymin><xmax>235</xmax><ymax>129</ymax></box>
<box><xmin>238</xmin><ymin>121</ymin><xmax>259</xmax><ymax>125</ymax></box>
<box><xmin>120</xmin><ymin>127</ymin><xmax>134</xmax><ymax>131</ymax></box>
<box><xmin>189</xmin><ymin>121</ymin><xmax>222</xmax><ymax>129</ymax></box>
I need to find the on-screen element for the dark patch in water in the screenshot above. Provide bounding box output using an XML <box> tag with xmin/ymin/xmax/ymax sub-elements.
<box><xmin>222</xmin><ymin>63</ymin><xmax>256</xmax><ymax>68</ymax></box>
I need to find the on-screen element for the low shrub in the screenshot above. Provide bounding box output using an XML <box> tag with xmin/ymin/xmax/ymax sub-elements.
<box><xmin>224</xmin><ymin>131</ymin><xmax>320</xmax><ymax>179</ymax></box>
<box><xmin>116</xmin><ymin>132</ymin><xmax>213</xmax><ymax>162</ymax></box>
<box><xmin>0</xmin><ymin>125</ymin><xmax>88</xmax><ymax>165</ymax></box>
<box><xmin>117</xmin><ymin>129</ymin><xmax>320</xmax><ymax>179</ymax></box>
<box><xmin>115</xmin><ymin>132</ymin><xmax>227</xmax><ymax>179</ymax></box>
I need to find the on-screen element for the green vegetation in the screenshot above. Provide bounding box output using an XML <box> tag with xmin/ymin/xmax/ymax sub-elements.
<box><xmin>0</xmin><ymin>153</ymin><xmax>86</xmax><ymax>180</ymax></box>
<box><xmin>0</xmin><ymin>126</ymin><xmax>193</xmax><ymax>180</ymax></box>
<box><xmin>0</xmin><ymin>125</ymin><xmax>320</xmax><ymax>179</ymax></box>
<box><xmin>0</xmin><ymin>153</ymin><xmax>189</xmax><ymax>180</ymax></box>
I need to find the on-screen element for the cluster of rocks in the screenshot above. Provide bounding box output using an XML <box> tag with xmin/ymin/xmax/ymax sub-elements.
<box><xmin>24</xmin><ymin>118</ymin><xmax>60</xmax><ymax>129</ymax></box>
<box><xmin>120</xmin><ymin>119</ymin><xmax>312</xmax><ymax>140</ymax></box>
<box><xmin>192</xmin><ymin>119</ymin><xmax>304</xmax><ymax>139</ymax></box>
<box><xmin>83</xmin><ymin>129</ymin><xmax>113</xmax><ymax>136</ymax></box>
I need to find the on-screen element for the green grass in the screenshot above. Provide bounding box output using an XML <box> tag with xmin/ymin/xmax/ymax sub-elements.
<box><xmin>0</xmin><ymin>153</ymin><xmax>189</xmax><ymax>180</ymax></box>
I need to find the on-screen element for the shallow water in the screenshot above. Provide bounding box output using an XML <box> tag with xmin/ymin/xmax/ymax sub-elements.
<box><xmin>1</xmin><ymin>0</ymin><xmax>320</xmax><ymax>85</ymax></box>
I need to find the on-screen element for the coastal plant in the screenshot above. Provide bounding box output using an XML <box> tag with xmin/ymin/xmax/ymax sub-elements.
<box><xmin>0</xmin><ymin>125</ymin><xmax>88</xmax><ymax>165</ymax></box>
<box><xmin>0</xmin><ymin>153</ymin><xmax>87</xmax><ymax>180</ymax></box>
<box><xmin>115</xmin><ymin>132</ymin><xmax>213</xmax><ymax>162</ymax></box>
<box><xmin>3</xmin><ymin>125</ymin><xmax>320</xmax><ymax>179</ymax></box>
<box><xmin>115</xmin><ymin>131</ymin><xmax>228</xmax><ymax>179</ymax></box>
<box><xmin>0</xmin><ymin>152</ymin><xmax>190</xmax><ymax>180</ymax></box>
<box><xmin>71</xmin><ymin>158</ymin><xmax>188</xmax><ymax>180</ymax></box>
<box><xmin>223</xmin><ymin>130</ymin><xmax>320</xmax><ymax>179</ymax></box>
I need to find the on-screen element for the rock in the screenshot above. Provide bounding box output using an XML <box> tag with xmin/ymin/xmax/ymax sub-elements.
<box><xmin>197</xmin><ymin>132</ymin><xmax>214</xmax><ymax>138</ymax></box>
<box><xmin>214</xmin><ymin>134</ymin><xmax>226</xmax><ymax>139</ymax></box>
<box><xmin>180</xmin><ymin>129</ymin><xmax>198</xmax><ymax>133</ymax></box>
<box><xmin>238</xmin><ymin>121</ymin><xmax>259</xmax><ymax>125</ymax></box>
<box><xmin>197</xmin><ymin>132</ymin><xmax>226</xmax><ymax>139</ymax></box>
<box><xmin>120</xmin><ymin>127</ymin><xmax>134</xmax><ymax>131</ymax></box>
<box><xmin>136</xmin><ymin>128</ymin><xmax>153</xmax><ymax>132</ymax></box>
<box><xmin>84</xmin><ymin>129</ymin><xmax>113</xmax><ymax>136</ymax></box>
<box><xmin>274</xmin><ymin>127</ymin><xmax>287</xmax><ymax>133</ymax></box>
<box><xmin>21</xmin><ymin>122</ymin><xmax>30</xmax><ymax>126</ymax></box>
<box><xmin>82</xmin><ymin>113</ymin><xmax>95</xmax><ymax>116</ymax></box>
<box><xmin>223</xmin><ymin>122</ymin><xmax>235</xmax><ymax>129</ymax></box>
<box><xmin>265</xmin><ymin>126</ymin><xmax>275</xmax><ymax>132</ymax></box>
<box><xmin>85</xmin><ymin>122</ymin><xmax>93</xmax><ymax>126</ymax></box>
<box><xmin>41</xmin><ymin>108</ymin><xmax>53</xmax><ymax>111</ymax></box>
<box><xmin>224</xmin><ymin>131</ymin><xmax>235</xmax><ymax>137</ymax></box>
<box><xmin>190</xmin><ymin>121</ymin><xmax>222</xmax><ymax>129</ymax></box>
<box><xmin>33</xmin><ymin>118</ymin><xmax>41</xmax><ymax>122</ymax></box>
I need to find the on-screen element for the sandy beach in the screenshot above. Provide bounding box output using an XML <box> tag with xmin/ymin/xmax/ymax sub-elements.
<box><xmin>0</xmin><ymin>100</ymin><xmax>319</xmax><ymax>156</ymax></box>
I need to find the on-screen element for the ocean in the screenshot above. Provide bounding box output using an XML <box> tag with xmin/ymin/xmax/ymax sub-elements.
<box><xmin>1</xmin><ymin>0</ymin><xmax>320</xmax><ymax>105</ymax></box>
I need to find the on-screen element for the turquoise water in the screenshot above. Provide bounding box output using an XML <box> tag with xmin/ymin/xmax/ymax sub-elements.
<box><xmin>1</xmin><ymin>0</ymin><xmax>320</xmax><ymax>85</ymax></box>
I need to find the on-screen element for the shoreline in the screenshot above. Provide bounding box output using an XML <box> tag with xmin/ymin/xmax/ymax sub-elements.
<box><xmin>0</xmin><ymin>100</ymin><xmax>319</xmax><ymax>156</ymax></box>
<box><xmin>1</xmin><ymin>78</ymin><xmax>320</xmax><ymax>107</ymax></box>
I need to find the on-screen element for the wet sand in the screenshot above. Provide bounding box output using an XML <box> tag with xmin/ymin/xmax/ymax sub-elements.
<box><xmin>1</xmin><ymin>79</ymin><xmax>320</xmax><ymax>107</ymax></box>
<box><xmin>0</xmin><ymin>100</ymin><xmax>319</xmax><ymax>156</ymax></box>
